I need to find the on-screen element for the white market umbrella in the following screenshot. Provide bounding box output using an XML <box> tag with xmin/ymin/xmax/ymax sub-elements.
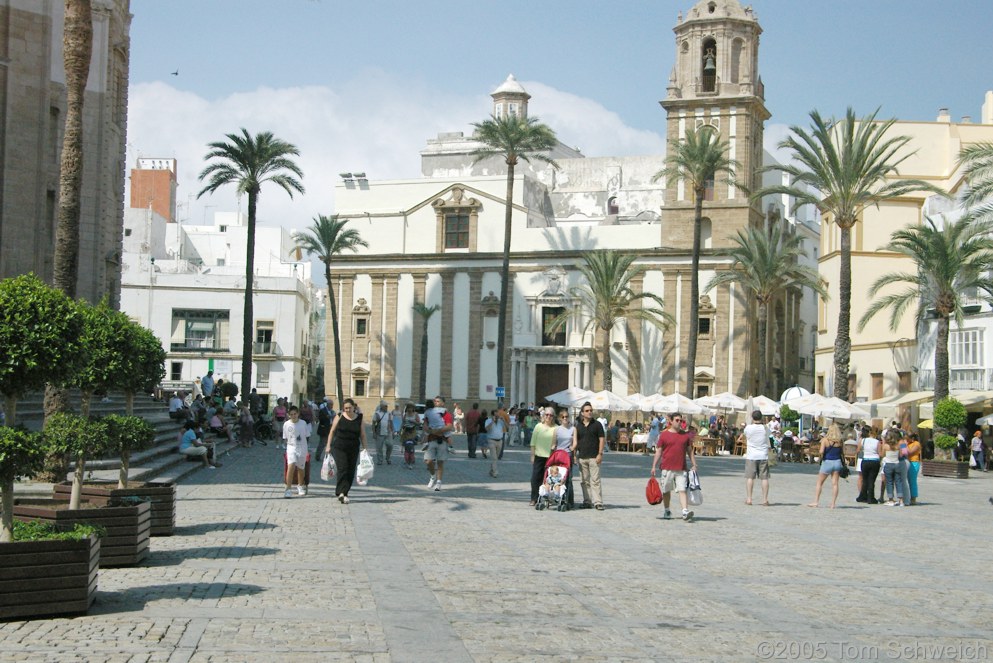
<box><xmin>575</xmin><ymin>390</ymin><xmax>638</xmax><ymax>412</ymax></box>
<box><xmin>695</xmin><ymin>391</ymin><xmax>747</xmax><ymax>411</ymax></box>
<box><xmin>648</xmin><ymin>392</ymin><xmax>708</xmax><ymax>415</ymax></box>
<box><xmin>796</xmin><ymin>396</ymin><xmax>870</xmax><ymax>421</ymax></box>
<box><xmin>977</xmin><ymin>414</ymin><xmax>993</xmax><ymax>426</ymax></box>
<box><xmin>780</xmin><ymin>385</ymin><xmax>811</xmax><ymax>403</ymax></box>
<box><xmin>781</xmin><ymin>392</ymin><xmax>826</xmax><ymax>411</ymax></box>
<box><xmin>544</xmin><ymin>387</ymin><xmax>592</xmax><ymax>405</ymax></box>
<box><xmin>749</xmin><ymin>395</ymin><xmax>781</xmax><ymax>417</ymax></box>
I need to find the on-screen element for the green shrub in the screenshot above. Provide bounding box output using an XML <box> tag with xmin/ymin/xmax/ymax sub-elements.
<box><xmin>779</xmin><ymin>404</ymin><xmax>799</xmax><ymax>423</ymax></box>
<box><xmin>12</xmin><ymin>521</ymin><xmax>104</xmax><ymax>542</ymax></box>
<box><xmin>934</xmin><ymin>434</ymin><xmax>958</xmax><ymax>450</ymax></box>
<box><xmin>933</xmin><ymin>397</ymin><xmax>967</xmax><ymax>431</ymax></box>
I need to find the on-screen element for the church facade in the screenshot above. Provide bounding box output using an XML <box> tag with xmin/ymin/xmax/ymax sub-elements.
<box><xmin>327</xmin><ymin>0</ymin><xmax>814</xmax><ymax>412</ymax></box>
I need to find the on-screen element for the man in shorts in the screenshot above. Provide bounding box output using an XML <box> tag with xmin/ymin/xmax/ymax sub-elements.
<box><xmin>741</xmin><ymin>409</ymin><xmax>771</xmax><ymax>505</ymax></box>
<box><xmin>650</xmin><ymin>413</ymin><xmax>697</xmax><ymax>521</ymax></box>
<box><xmin>283</xmin><ymin>406</ymin><xmax>311</xmax><ymax>497</ymax></box>
<box><xmin>423</xmin><ymin>395</ymin><xmax>453</xmax><ymax>491</ymax></box>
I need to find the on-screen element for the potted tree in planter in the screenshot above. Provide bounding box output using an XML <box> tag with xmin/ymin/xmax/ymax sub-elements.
<box><xmin>14</xmin><ymin>413</ymin><xmax>150</xmax><ymax>567</ymax></box>
<box><xmin>0</xmin><ymin>427</ymin><xmax>102</xmax><ymax>619</ymax></box>
<box><xmin>923</xmin><ymin>397</ymin><xmax>970</xmax><ymax>479</ymax></box>
<box><xmin>53</xmin><ymin>414</ymin><xmax>175</xmax><ymax>535</ymax></box>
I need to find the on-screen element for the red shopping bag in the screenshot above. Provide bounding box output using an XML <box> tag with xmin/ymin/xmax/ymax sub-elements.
<box><xmin>646</xmin><ymin>477</ymin><xmax>663</xmax><ymax>505</ymax></box>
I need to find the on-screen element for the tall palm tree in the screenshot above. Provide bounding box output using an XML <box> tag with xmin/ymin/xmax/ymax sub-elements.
<box><xmin>294</xmin><ymin>215</ymin><xmax>368</xmax><ymax>407</ymax></box>
<box><xmin>548</xmin><ymin>250</ymin><xmax>673</xmax><ymax>392</ymax></box>
<box><xmin>858</xmin><ymin>216</ymin><xmax>993</xmax><ymax>406</ymax></box>
<box><xmin>198</xmin><ymin>129</ymin><xmax>304</xmax><ymax>399</ymax></box>
<box><xmin>52</xmin><ymin>0</ymin><xmax>93</xmax><ymax>298</ymax></box>
<box><xmin>756</xmin><ymin>108</ymin><xmax>942</xmax><ymax>400</ymax></box>
<box><xmin>653</xmin><ymin>127</ymin><xmax>738</xmax><ymax>397</ymax></box>
<box><xmin>471</xmin><ymin>114</ymin><xmax>559</xmax><ymax>395</ymax></box>
<box><xmin>704</xmin><ymin>224</ymin><xmax>827</xmax><ymax>396</ymax></box>
<box><xmin>412</xmin><ymin>303</ymin><xmax>440</xmax><ymax>405</ymax></box>
<box><xmin>959</xmin><ymin>142</ymin><xmax>993</xmax><ymax>219</ymax></box>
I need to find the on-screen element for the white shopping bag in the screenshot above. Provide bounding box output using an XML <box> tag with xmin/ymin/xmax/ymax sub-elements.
<box><xmin>686</xmin><ymin>468</ymin><xmax>703</xmax><ymax>506</ymax></box>
<box><xmin>320</xmin><ymin>455</ymin><xmax>336</xmax><ymax>481</ymax></box>
<box><xmin>356</xmin><ymin>449</ymin><xmax>375</xmax><ymax>486</ymax></box>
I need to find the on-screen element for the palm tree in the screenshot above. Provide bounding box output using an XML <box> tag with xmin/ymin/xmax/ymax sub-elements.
<box><xmin>471</xmin><ymin>114</ymin><xmax>559</xmax><ymax>395</ymax></box>
<box><xmin>197</xmin><ymin>129</ymin><xmax>304</xmax><ymax>399</ymax></box>
<box><xmin>756</xmin><ymin>108</ymin><xmax>942</xmax><ymax>400</ymax></box>
<box><xmin>653</xmin><ymin>127</ymin><xmax>738</xmax><ymax>397</ymax></box>
<box><xmin>294</xmin><ymin>215</ymin><xmax>368</xmax><ymax>407</ymax></box>
<box><xmin>52</xmin><ymin>0</ymin><xmax>93</xmax><ymax>298</ymax></box>
<box><xmin>412</xmin><ymin>303</ymin><xmax>440</xmax><ymax>405</ymax></box>
<box><xmin>858</xmin><ymin>216</ymin><xmax>993</xmax><ymax>405</ymax></box>
<box><xmin>959</xmin><ymin>142</ymin><xmax>993</xmax><ymax>219</ymax></box>
<box><xmin>704</xmin><ymin>224</ymin><xmax>827</xmax><ymax>396</ymax></box>
<box><xmin>548</xmin><ymin>250</ymin><xmax>673</xmax><ymax>392</ymax></box>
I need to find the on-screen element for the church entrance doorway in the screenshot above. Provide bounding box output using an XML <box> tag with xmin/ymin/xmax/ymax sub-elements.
<box><xmin>535</xmin><ymin>364</ymin><xmax>568</xmax><ymax>403</ymax></box>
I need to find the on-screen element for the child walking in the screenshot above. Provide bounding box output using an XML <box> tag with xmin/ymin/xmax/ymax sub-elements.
<box><xmin>283</xmin><ymin>406</ymin><xmax>311</xmax><ymax>497</ymax></box>
<box><xmin>399</xmin><ymin>403</ymin><xmax>420</xmax><ymax>469</ymax></box>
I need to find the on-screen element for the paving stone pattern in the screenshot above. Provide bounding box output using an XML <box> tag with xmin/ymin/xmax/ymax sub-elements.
<box><xmin>3</xmin><ymin>440</ymin><xmax>992</xmax><ymax>662</ymax></box>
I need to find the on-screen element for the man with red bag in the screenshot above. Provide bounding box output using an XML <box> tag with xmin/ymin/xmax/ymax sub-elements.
<box><xmin>650</xmin><ymin>413</ymin><xmax>698</xmax><ymax>521</ymax></box>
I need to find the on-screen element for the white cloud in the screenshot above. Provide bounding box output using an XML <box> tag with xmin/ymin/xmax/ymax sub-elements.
<box><xmin>126</xmin><ymin>72</ymin><xmax>668</xmax><ymax>235</ymax></box>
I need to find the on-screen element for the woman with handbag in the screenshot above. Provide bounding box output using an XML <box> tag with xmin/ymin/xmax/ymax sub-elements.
<box><xmin>807</xmin><ymin>423</ymin><xmax>845</xmax><ymax>508</ymax></box>
<box><xmin>325</xmin><ymin>398</ymin><xmax>368</xmax><ymax>504</ymax></box>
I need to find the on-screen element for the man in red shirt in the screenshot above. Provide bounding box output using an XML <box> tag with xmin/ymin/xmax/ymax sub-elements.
<box><xmin>463</xmin><ymin>403</ymin><xmax>482</xmax><ymax>458</ymax></box>
<box><xmin>650</xmin><ymin>413</ymin><xmax>698</xmax><ymax>521</ymax></box>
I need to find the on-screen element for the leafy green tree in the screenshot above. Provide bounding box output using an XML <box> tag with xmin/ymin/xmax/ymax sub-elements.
<box><xmin>858</xmin><ymin>216</ymin><xmax>993</xmax><ymax>405</ymax></box>
<box><xmin>471</xmin><ymin>114</ymin><xmax>559</xmax><ymax>394</ymax></box>
<box><xmin>73</xmin><ymin>301</ymin><xmax>126</xmax><ymax>417</ymax></box>
<box><xmin>198</xmin><ymin>129</ymin><xmax>304</xmax><ymax>399</ymax></box>
<box><xmin>705</xmin><ymin>224</ymin><xmax>826</xmax><ymax>396</ymax></box>
<box><xmin>547</xmin><ymin>250</ymin><xmax>673</xmax><ymax>392</ymax></box>
<box><xmin>756</xmin><ymin>108</ymin><xmax>943</xmax><ymax>399</ymax></box>
<box><xmin>115</xmin><ymin>322</ymin><xmax>167</xmax><ymax>416</ymax></box>
<box><xmin>0</xmin><ymin>274</ymin><xmax>85</xmax><ymax>425</ymax></box>
<box><xmin>933</xmin><ymin>397</ymin><xmax>968</xmax><ymax>461</ymax></box>
<box><xmin>52</xmin><ymin>0</ymin><xmax>93</xmax><ymax>297</ymax></box>
<box><xmin>294</xmin><ymin>215</ymin><xmax>368</xmax><ymax>406</ymax></box>
<box><xmin>653</xmin><ymin>127</ymin><xmax>739</xmax><ymax>397</ymax></box>
<box><xmin>103</xmin><ymin>414</ymin><xmax>156</xmax><ymax>489</ymax></box>
<box><xmin>44</xmin><ymin>412</ymin><xmax>109</xmax><ymax>509</ymax></box>
<box><xmin>0</xmin><ymin>427</ymin><xmax>48</xmax><ymax>542</ymax></box>
<box><xmin>412</xmin><ymin>303</ymin><xmax>440</xmax><ymax>405</ymax></box>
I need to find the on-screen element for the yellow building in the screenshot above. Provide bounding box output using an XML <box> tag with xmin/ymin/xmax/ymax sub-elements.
<box><xmin>816</xmin><ymin>94</ymin><xmax>993</xmax><ymax>418</ymax></box>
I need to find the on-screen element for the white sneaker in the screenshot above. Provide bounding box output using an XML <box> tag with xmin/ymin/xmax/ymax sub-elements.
<box><xmin>427</xmin><ymin>476</ymin><xmax>437</xmax><ymax>489</ymax></box>
<box><xmin>297</xmin><ymin>486</ymin><xmax>306</xmax><ymax>496</ymax></box>
<box><xmin>682</xmin><ymin>510</ymin><xmax>694</xmax><ymax>521</ymax></box>
<box><xmin>433</xmin><ymin>481</ymin><xmax>442</xmax><ymax>492</ymax></box>
<box><xmin>283</xmin><ymin>489</ymin><xmax>293</xmax><ymax>498</ymax></box>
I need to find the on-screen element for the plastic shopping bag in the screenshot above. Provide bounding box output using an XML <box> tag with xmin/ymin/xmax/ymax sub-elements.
<box><xmin>320</xmin><ymin>454</ymin><xmax>336</xmax><ymax>482</ymax></box>
<box><xmin>686</xmin><ymin>469</ymin><xmax>703</xmax><ymax>506</ymax></box>
<box><xmin>646</xmin><ymin>477</ymin><xmax>663</xmax><ymax>505</ymax></box>
<box><xmin>356</xmin><ymin>449</ymin><xmax>375</xmax><ymax>486</ymax></box>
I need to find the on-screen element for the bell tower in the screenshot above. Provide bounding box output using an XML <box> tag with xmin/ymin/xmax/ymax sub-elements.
<box><xmin>661</xmin><ymin>0</ymin><xmax>770</xmax><ymax>246</ymax></box>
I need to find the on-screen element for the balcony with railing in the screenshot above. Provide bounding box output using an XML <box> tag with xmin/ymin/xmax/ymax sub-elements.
<box><xmin>170</xmin><ymin>339</ymin><xmax>227</xmax><ymax>353</ymax></box>
<box><xmin>917</xmin><ymin>368</ymin><xmax>993</xmax><ymax>391</ymax></box>
<box><xmin>253</xmin><ymin>341</ymin><xmax>281</xmax><ymax>356</ymax></box>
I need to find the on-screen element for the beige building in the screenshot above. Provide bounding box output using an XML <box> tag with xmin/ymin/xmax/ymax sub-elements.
<box><xmin>327</xmin><ymin>0</ymin><xmax>818</xmax><ymax>412</ymax></box>
<box><xmin>817</xmin><ymin>94</ymin><xmax>993</xmax><ymax>418</ymax></box>
<box><xmin>0</xmin><ymin>0</ymin><xmax>131</xmax><ymax>305</ymax></box>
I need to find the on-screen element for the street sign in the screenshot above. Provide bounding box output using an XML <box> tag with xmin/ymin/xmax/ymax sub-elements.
<box><xmin>495</xmin><ymin>386</ymin><xmax>505</xmax><ymax>399</ymax></box>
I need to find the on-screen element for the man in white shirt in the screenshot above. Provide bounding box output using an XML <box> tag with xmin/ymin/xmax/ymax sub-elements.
<box><xmin>741</xmin><ymin>409</ymin><xmax>771</xmax><ymax>506</ymax></box>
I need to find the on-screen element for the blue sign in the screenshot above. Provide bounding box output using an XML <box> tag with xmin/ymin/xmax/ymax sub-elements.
<box><xmin>495</xmin><ymin>387</ymin><xmax>505</xmax><ymax>398</ymax></box>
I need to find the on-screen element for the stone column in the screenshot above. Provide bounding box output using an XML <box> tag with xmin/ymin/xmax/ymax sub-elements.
<box><xmin>411</xmin><ymin>274</ymin><xmax>428</xmax><ymax>403</ymax></box>
<box><xmin>467</xmin><ymin>269</ymin><xmax>483</xmax><ymax>402</ymax></box>
<box><xmin>368</xmin><ymin>273</ymin><xmax>386</xmax><ymax>398</ymax></box>
<box><xmin>626</xmin><ymin>274</ymin><xmax>645</xmax><ymax>395</ymax></box>
<box><xmin>340</xmin><ymin>274</ymin><xmax>357</xmax><ymax>399</ymax></box>
<box><xmin>440</xmin><ymin>271</ymin><xmax>455</xmax><ymax>399</ymax></box>
<box><xmin>382</xmin><ymin>274</ymin><xmax>400</xmax><ymax>400</ymax></box>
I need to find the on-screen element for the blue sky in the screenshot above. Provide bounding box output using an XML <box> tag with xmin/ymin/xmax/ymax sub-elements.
<box><xmin>126</xmin><ymin>0</ymin><xmax>993</xmax><ymax>228</ymax></box>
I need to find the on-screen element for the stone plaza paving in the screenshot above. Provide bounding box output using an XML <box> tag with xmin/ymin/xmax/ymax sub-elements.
<box><xmin>2</xmin><ymin>440</ymin><xmax>992</xmax><ymax>662</ymax></box>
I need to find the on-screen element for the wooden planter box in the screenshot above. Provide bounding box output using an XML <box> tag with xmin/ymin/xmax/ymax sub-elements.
<box><xmin>53</xmin><ymin>481</ymin><xmax>175</xmax><ymax>536</ymax></box>
<box><xmin>0</xmin><ymin>535</ymin><xmax>99</xmax><ymax>620</ymax></box>
<box><xmin>12</xmin><ymin>499</ymin><xmax>150</xmax><ymax>567</ymax></box>
<box><xmin>921</xmin><ymin>460</ymin><xmax>970</xmax><ymax>479</ymax></box>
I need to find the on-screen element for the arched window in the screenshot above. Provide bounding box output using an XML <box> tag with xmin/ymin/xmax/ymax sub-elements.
<box><xmin>607</xmin><ymin>196</ymin><xmax>619</xmax><ymax>216</ymax></box>
<box><xmin>701</xmin><ymin>37</ymin><xmax>717</xmax><ymax>93</ymax></box>
<box><xmin>700</xmin><ymin>217</ymin><xmax>712</xmax><ymax>249</ymax></box>
<box><xmin>730</xmin><ymin>38</ymin><xmax>744</xmax><ymax>85</ymax></box>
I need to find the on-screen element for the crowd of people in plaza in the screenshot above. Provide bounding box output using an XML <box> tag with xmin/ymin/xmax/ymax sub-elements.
<box><xmin>167</xmin><ymin>377</ymin><xmax>992</xmax><ymax>514</ymax></box>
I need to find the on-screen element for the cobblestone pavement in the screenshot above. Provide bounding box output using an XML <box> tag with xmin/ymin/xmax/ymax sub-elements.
<box><xmin>3</xmin><ymin>439</ymin><xmax>992</xmax><ymax>662</ymax></box>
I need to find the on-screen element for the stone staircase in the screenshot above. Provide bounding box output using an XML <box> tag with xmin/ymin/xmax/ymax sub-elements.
<box><xmin>9</xmin><ymin>391</ymin><xmax>240</xmax><ymax>497</ymax></box>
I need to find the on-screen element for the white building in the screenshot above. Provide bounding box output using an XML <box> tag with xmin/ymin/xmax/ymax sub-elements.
<box><xmin>120</xmin><ymin>207</ymin><xmax>319</xmax><ymax>404</ymax></box>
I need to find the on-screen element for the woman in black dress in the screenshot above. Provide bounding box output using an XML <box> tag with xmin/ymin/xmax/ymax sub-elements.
<box><xmin>325</xmin><ymin>398</ymin><xmax>368</xmax><ymax>503</ymax></box>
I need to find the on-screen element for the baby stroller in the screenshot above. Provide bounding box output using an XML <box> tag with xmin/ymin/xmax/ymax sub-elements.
<box><xmin>536</xmin><ymin>449</ymin><xmax>571</xmax><ymax>512</ymax></box>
